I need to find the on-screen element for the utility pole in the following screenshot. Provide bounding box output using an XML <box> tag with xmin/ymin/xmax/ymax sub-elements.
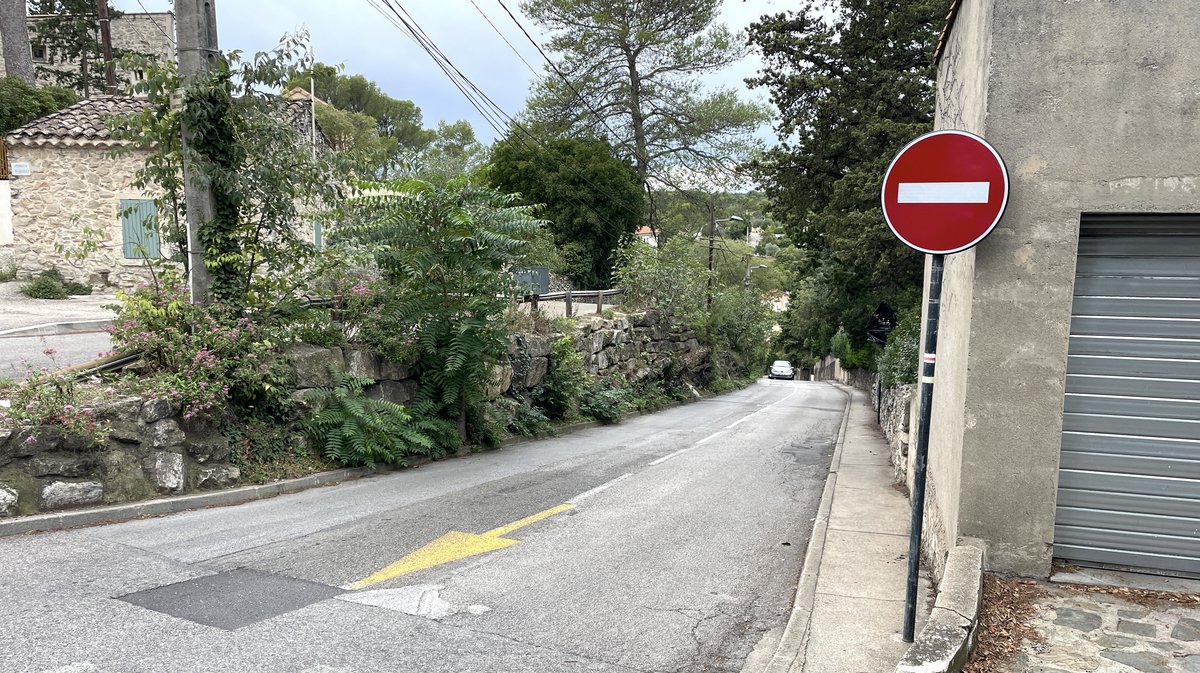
<box><xmin>95</xmin><ymin>0</ymin><xmax>116</xmax><ymax>94</ymax></box>
<box><xmin>176</xmin><ymin>0</ymin><xmax>219</xmax><ymax>304</ymax></box>
<box><xmin>706</xmin><ymin>202</ymin><xmax>716</xmax><ymax>310</ymax></box>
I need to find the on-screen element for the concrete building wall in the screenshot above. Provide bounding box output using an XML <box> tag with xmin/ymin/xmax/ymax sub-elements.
<box><xmin>3</xmin><ymin>144</ymin><xmax>159</xmax><ymax>287</ymax></box>
<box><xmin>927</xmin><ymin>0</ymin><xmax>1200</xmax><ymax>577</ymax></box>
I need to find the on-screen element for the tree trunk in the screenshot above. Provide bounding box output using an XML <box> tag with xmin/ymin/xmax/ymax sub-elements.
<box><xmin>0</xmin><ymin>0</ymin><xmax>36</xmax><ymax>84</ymax></box>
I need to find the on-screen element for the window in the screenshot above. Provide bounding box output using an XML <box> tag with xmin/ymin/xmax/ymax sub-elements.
<box><xmin>120</xmin><ymin>199</ymin><xmax>160</xmax><ymax>259</ymax></box>
<box><xmin>31</xmin><ymin>44</ymin><xmax>49</xmax><ymax>63</ymax></box>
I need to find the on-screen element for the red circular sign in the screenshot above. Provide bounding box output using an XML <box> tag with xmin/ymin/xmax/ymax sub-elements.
<box><xmin>881</xmin><ymin>130</ymin><xmax>1009</xmax><ymax>254</ymax></box>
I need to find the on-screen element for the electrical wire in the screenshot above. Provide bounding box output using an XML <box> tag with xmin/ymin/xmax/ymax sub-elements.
<box><xmin>468</xmin><ymin>0</ymin><xmax>540</xmax><ymax>77</ymax></box>
<box><xmin>135</xmin><ymin>0</ymin><xmax>176</xmax><ymax>46</ymax></box>
<box><xmin>362</xmin><ymin>0</ymin><xmax>646</xmax><ymax>245</ymax></box>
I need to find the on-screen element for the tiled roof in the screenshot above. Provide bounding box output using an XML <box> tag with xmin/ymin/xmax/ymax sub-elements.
<box><xmin>4</xmin><ymin>97</ymin><xmax>151</xmax><ymax>148</ymax></box>
<box><xmin>933</xmin><ymin>0</ymin><xmax>961</xmax><ymax>64</ymax></box>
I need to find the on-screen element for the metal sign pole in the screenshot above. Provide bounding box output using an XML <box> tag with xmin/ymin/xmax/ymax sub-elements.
<box><xmin>903</xmin><ymin>252</ymin><xmax>944</xmax><ymax>642</ymax></box>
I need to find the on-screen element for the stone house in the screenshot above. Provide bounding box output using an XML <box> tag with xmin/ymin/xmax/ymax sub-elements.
<box><xmin>0</xmin><ymin>11</ymin><xmax>175</xmax><ymax>94</ymax></box>
<box><xmin>912</xmin><ymin>0</ymin><xmax>1200</xmax><ymax>579</ymax></box>
<box><xmin>0</xmin><ymin>96</ymin><xmax>330</xmax><ymax>287</ymax></box>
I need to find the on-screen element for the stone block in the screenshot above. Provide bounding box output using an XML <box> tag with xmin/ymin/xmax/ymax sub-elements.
<box><xmin>522</xmin><ymin>335</ymin><xmax>552</xmax><ymax>358</ymax></box>
<box><xmin>184</xmin><ymin>428</ymin><xmax>231</xmax><ymax>465</ymax></box>
<box><xmin>896</xmin><ymin>606</ymin><xmax>972</xmax><ymax>673</ymax></box>
<box><xmin>9</xmin><ymin>426</ymin><xmax>61</xmax><ymax>457</ymax></box>
<box><xmin>107</xmin><ymin>421</ymin><xmax>144</xmax><ymax>446</ymax></box>
<box><xmin>589</xmin><ymin>330</ymin><xmax>607</xmax><ymax>355</ymax></box>
<box><xmin>0</xmin><ymin>485</ymin><xmax>17</xmax><ymax>516</ymax></box>
<box><xmin>484</xmin><ymin>364</ymin><xmax>514</xmax><ymax>400</ymax></box>
<box><xmin>523</xmin><ymin>357</ymin><xmax>549</xmax><ymax>389</ymax></box>
<box><xmin>596</xmin><ymin>348</ymin><xmax>614</xmax><ymax>371</ymax></box>
<box><xmin>29</xmin><ymin>454</ymin><xmax>95</xmax><ymax>478</ymax></box>
<box><xmin>145</xmin><ymin>451</ymin><xmax>184</xmax><ymax>493</ymax></box>
<box><xmin>379</xmin><ymin>356</ymin><xmax>415</xmax><ymax>381</ymax></box>
<box><xmin>344</xmin><ymin>347</ymin><xmax>381</xmax><ymax>380</ymax></box>
<box><xmin>94</xmin><ymin>396</ymin><xmax>144</xmax><ymax>423</ymax></box>
<box><xmin>286</xmin><ymin>344</ymin><xmax>344</xmax><ymax>388</ymax></box>
<box><xmin>613</xmin><ymin>329</ymin><xmax>629</xmax><ymax>346</ymax></box>
<box><xmin>934</xmin><ymin>541</ymin><xmax>984</xmax><ymax>621</ymax></box>
<box><xmin>149</xmin><ymin>419</ymin><xmax>185</xmax><ymax>451</ymax></box>
<box><xmin>365</xmin><ymin>380</ymin><xmax>420</xmax><ymax>407</ymax></box>
<box><xmin>99</xmin><ymin>451</ymin><xmax>154</xmax><ymax>504</ymax></box>
<box><xmin>196</xmin><ymin>465</ymin><xmax>241</xmax><ymax>490</ymax></box>
<box><xmin>41</xmin><ymin>480</ymin><xmax>104</xmax><ymax>510</ymax></box>
<box><xmin>139</xmin><ymin>397</ymin><xmax>176</xmax><ymax>424</ymax></box>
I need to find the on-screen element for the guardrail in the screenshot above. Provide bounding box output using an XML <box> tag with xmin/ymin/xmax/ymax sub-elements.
<box><xmin>518</xmin><ymin>288</ymin><xmax>625</xmax><ymax>317</ymax></box>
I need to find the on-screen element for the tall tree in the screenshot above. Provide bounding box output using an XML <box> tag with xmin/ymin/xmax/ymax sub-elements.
<box><xmin>286</xmin><ymin>63</ymin><xmax>435</xmax><ymax>154</ymax></box>
<box><xmin>746</xmin><ymin>0</ymin><xmax>943</xmax><ymax>356</ymax></box>
<box><xmin>489</xmin><ymin>134</ymin><xmax>643</xmax><ymax>288</ymax></box>
<box><xmin>1</xmin><ymin>0</ymin><xmax>35</xmax><ymax>83</ymax></box>
<box><xmin>521</xmin><ymin>0</ymin><xmax>767</xmax><ymax>195</ymax></box>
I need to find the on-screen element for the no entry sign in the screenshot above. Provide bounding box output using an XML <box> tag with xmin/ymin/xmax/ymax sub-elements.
<box><xmin>881</xmin><ymin>130</ymin><xmax>1009</xmax><ymax>254</ymax></box>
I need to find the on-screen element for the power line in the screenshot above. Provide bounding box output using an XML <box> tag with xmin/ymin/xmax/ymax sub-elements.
<box><xmin>468</xmin><ymin>0</ymin><xmax>540</xmax><ymax>77</ymax></box>
<box><xmin>362</xmin><ymin>0</ymin><xmax>645</xmax><ymax>245</ymax></box>
<box><xmin>135</xmin><ymin>0</ymin><xmax>177</xmax><ymax>46</ymax></box>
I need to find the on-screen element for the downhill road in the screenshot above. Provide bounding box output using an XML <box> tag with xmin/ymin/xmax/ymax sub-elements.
<box><xmin>0</xmin><ymin>380</ymin><xmax>846</xmax><ymax>673</ymax></box>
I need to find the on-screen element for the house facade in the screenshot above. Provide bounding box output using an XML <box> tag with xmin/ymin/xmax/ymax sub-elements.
<box><xmin>0</xmin><ymin>11</ymin><xmax>175</xmax><ymax>94</ymax></box>
<box><xmin>1</xmin><ymin>97</ymin><xmax>329</xmax><ymax>287</ymax></box>
<box><xmin>915</xmin><ymin>0</ymin><xmax>1200</xmax><ymax>578</ymax></box>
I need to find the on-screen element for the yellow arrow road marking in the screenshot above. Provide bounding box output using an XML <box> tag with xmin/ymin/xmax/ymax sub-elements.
<box><xmin>348</xmin><ymin>503</ymin><xmax>575</xmax><ymax>590</ymax></box>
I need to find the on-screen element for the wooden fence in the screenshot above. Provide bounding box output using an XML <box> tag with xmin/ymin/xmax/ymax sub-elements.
<box><xmin>518</xmin><ymin>289</ymin><xmax>625</xmax><ymax>317</ymax></box>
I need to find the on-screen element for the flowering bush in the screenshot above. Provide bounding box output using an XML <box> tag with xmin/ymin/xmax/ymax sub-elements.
<box><xmin>108</xmin><ymin>273</ymin><xmax>293</xmax><ymax>419</ymax></box>
<box><xmin>0</xmin><ymin>351</ymin><xmax>110</xmax><ymax>446</ymax></box>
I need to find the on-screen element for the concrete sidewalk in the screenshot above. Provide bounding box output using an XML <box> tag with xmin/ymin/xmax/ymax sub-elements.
<box><xmin>767</xmin><ymin>384</ymin><xmax>930</xmax><ymax>673</ymax></box>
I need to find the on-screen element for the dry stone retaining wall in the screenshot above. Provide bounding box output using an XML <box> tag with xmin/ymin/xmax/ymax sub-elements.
<box><xmin>0</xmin><ymin>309</ymin><xmax>711</xmax><ymax>517</ymax></box>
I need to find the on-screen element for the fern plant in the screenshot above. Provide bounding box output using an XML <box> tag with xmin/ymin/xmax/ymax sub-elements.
<box><xmin>302</xmin><ymin>369</ymin><xmax>445</xmax><ymax>467</ymax></box>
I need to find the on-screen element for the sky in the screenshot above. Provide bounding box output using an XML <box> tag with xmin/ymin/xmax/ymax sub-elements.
<box><xmin>114</xmin><ymin>0</ymin><xmax>794</xmax><ymax>144</ymax></box>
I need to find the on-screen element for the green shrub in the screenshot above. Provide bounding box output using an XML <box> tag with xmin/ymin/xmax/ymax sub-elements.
<box><xmin>582</xmin><ymin>386</ymin><xmax>630</xmax><ymax>424</ymax></box>
<box><xmin>18</xmin><ymin>269</ymin><xmax>90</xmax><ymax>299</ymax></box>
<box><xmin>302</xmin><ymin>370</ymin><xmax>447</xmax><ymax>467</ymax></box>
<box><xmin>830</xmin><ymin>327</ymin><xmax>877</xmax><ymax>371</ymax></box>
<box><xmin>877</xmin><ymin>306</ymin><xmax>921</xmax><ymax>386</ymax></box>
<box><xmin>0</xmin><ymin>266</ymin><xmax>16</xmax><ymax>282</ymax></box>
<box><xmin>20</xmin><ymin>274</ymin><xmax>67</xmax><ymax>299</ymax></box>
<box><xmin>537</xmin><ymin>336</ymin><xmax>591</xmax><ymax>419</ymax></box>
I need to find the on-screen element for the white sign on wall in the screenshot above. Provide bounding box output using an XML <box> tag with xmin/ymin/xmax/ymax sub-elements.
<box><xmin>9</xmin><ymin>162</ymin><xmax>31</xmax><ymax>176</ymax></box>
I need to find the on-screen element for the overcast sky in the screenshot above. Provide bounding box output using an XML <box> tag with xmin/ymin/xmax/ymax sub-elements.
<box><xmin>114</xmin><ymin>0</ymin><xmax>793</xmax><ymax>143</ymax></box>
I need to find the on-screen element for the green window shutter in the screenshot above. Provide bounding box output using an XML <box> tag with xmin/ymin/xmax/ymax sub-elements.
<box><xmin>120</xmin><ymin>198</ymin><xmax>160</xmax><ymax>259</ymax></box>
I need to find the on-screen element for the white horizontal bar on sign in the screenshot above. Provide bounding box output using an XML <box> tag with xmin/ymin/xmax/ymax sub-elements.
<box><xmin>897</xmin><ymin>181</ymin><xmax>990</xmax><ymax>204</ymax></box>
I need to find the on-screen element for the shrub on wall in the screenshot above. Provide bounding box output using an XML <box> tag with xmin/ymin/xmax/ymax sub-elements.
<box><xmin>877</xmin><ymin>306</ymin><xmax>921</xmax><ymax>386</ymax></box>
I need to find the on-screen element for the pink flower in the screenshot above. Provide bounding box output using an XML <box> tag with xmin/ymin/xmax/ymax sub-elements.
<box><xmin>43</xmin><ymin>348</ymin><xmax>57</xmax><ymax>356</ymax></box>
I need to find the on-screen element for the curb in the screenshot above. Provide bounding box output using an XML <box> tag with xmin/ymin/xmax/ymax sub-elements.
<box><xmin>759</xmin><ymin>382</ymin><xmax>853</xmax><ymax>673</ymax></box>
<box><xmin>896</xmin><ymin>539</ymin><xmax>986</xmax><ymax>673</ymax></box>
<box><xmin>0</xmin><ymin>381</ymin><xmax>751</xmax><ymax>538</ymax></box>
<box><xmin>0</xmin><ymin>318</ymin><xmax>113</xmax><ymax>339</ymax></box>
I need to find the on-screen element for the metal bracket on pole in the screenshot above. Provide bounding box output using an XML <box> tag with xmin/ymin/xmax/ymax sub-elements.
<box><xmin>902</xmin><ymin>253</ymin><xmax>944</xmax><ymax>642</ymax></box>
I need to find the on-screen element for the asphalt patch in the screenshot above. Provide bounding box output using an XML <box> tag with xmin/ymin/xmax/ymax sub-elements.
<box><xmin>117</xmin><ymin>568</ymin><xmax>343</xmax><ymax>630</ymax></box>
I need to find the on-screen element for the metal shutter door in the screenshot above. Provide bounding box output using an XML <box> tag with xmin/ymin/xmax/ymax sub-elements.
<box><xmin>1055</xmin><ymin>215</ymin><xmax>1200</xmax><ymax>575</ymax></box>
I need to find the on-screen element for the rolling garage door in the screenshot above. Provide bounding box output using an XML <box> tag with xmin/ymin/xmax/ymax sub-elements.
<box><xmin>1055</xmin><ymin>214</ymin><xmax>1200</xmax><ymax>575</ymax></box>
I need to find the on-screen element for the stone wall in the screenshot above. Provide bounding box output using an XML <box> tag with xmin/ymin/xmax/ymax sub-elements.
<box><xmin>879</xmin><ymin>384</ymin><xmax>917</xmax><ymax>485</ymax></box>
<box><xmin>2</xmin><ymin>144</ymin><xmax>161</xmax><ymax>288</ymax></box>
<box><xmin>573</xmin><ymin>310</ymin><xmax>709</xmax><ymax>383</ymax></box>
<box><xmin>0</xmin><ymin>395</ymin><xmax>237</xmax><ymax>517</ymax></box>
<box><xmin>0</xmin><ymin>12</ymin><xmax>175</xmax><ymax>90</ymax></box>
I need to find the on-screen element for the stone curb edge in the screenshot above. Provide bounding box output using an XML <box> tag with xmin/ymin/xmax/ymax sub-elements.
<box><xmin>895</xmin><ymin>539</ymin><xmax>986</xmax><ymax>673</ymax></box>
<box><xmin>758</xmin><ymin>382</ymin><xmax>853</xmax><ymax>673</ymax></box>
<box><xmin>0</xmin><ymin>318</ymin><xmax>113</xmax><ymax>339</ymax></box>
<box><xmin>0</xmin><ymin>381</ymin><xmax>749</xmax><ymax>538</ymax></box>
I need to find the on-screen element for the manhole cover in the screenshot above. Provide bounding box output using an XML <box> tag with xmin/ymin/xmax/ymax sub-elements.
<box><xmin>118</xmin><ymin>568</ymin><xmax>343</xmax><ymax>630</ymax></box>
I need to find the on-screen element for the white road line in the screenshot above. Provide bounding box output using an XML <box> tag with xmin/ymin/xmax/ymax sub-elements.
<box><xmin>648</xmin><ymin>447</ymin><xmax>691</xmax><ymax>466</ymax></box>
<box><xmin>898</xmin><ymin>181</ymin><xmax>990</xmax><ymax>203</ymax></box>
<box><xmin>726</xmin><ymin>390</ymin><xmax>799</xmax><ymax>429</ymax></box>
<box><xmin>569</xmin><ymin>473</ymin><xmax>633</xmax><ymax>503</ymax></box>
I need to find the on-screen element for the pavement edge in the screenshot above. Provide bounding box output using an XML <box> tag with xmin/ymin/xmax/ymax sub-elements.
<box><xmin>895</xmin><ymin>539</ymin><xmax>986</xmax><ymax>673</ymax></box>
<box><xmin>0</xmin><ymin>381</ymin><xmax>753</xmax><ymax>538</ymax></box>
<box><xmin>755</xmin><ymin>382</ymin><xmax>853</xmax><ymax>673</ymax></box>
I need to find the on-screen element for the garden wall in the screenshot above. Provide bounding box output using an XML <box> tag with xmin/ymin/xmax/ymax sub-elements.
<box><xmin>0</xmin><ymin>308</ymin><xmax>709</xmax><ymax>517</ymax></box>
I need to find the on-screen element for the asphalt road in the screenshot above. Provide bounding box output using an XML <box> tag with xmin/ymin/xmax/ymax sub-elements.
<box><xmin>0</xmin><ymin>380</ymin><xmax>845</xmax><ymax>673</ymax></box>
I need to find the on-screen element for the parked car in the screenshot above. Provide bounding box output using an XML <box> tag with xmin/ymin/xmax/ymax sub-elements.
<box><xmin>768</xmin><ymin>360</ymin><xmax>795</xmax><ymax>380</ymax></box>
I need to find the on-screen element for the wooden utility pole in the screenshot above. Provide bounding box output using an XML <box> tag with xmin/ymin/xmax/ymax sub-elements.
<box><xmin>95</xmin><ymin>0</ymin><xmax>116</xmax><ymax>94</ymax></box>
<box><xmin>706</xmin><ymin>202</ymin><xmax>716</xmax><ymax>310</ymax></box>
<box><xmin>176</xmin><ymin>0</ymin><xmax>219</xmax><ymax>304</ymax></box>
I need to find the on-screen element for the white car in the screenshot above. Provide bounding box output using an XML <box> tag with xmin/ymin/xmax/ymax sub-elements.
<box><xmin>768</xmin><ymin>360</ymin><xmax>795</xmax><ymax>380</ymax></box>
